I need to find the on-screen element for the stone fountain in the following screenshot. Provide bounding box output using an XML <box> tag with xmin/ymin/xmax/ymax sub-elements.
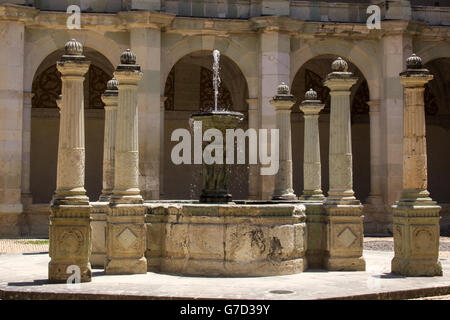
<box><xmin>145</xmin><ymin>50</ymin><xmax>307</xmax><ymax>276</ymax></box>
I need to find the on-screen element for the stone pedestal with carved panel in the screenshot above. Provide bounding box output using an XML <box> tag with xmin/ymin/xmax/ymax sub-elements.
<box><xmin>105</xmin><ymin>49</ymin><xmax>147</xmax><ymax>274</ymax></box>
<box><xmin>391</xmin><ymin>54</ymin><xmax>442</xmax><ymax>276</ymax></box>
<box><xmin>323</xmin><ymin>58</ymin><xmax>365</xmax><ymax>271</ymax></box>
<box><xmin>48</xmin><ymin>40</ymin><xmax>92</xmax><ymax>283</ymax></box>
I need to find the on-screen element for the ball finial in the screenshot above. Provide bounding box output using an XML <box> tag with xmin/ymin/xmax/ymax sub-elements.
<box><xmin>305</xmin><ymin>88</ymin><xmax>318</xmax><ymax>100</ymax></box>
<box><xmin>331</xmin><ymin>57</ymin><xmax>348</xmax><ymax>72</ymax></box>
<box><xmin>406</xmin><ymin>53</ymin><xmax>423</xmax><ymax>69</ymax></box>
<box><xmin>64</xmin><ymin>39</ymin><xmax>83</xmax><ymax>56</ymax></box>
<box><xmin>277</xmin><ymin>82</ymin><xmax>290</xmax><ymax>95</ymax></box>
<box><xmin>107</xmin><ymin>78</ymin><xmax>119</xmax><ymax>91</ymax></box>
<box><xmin>120</xmin><ymin>49</ymin><xmax>137</xmax><ymax>65</ymax></box>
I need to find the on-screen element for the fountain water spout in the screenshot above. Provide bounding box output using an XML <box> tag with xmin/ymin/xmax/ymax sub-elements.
<box><xmin>213</xmin><ymin>49</ymin><xmax>221</xmax><ymax>111</ymax></box>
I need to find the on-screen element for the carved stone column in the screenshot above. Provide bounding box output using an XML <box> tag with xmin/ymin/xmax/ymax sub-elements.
<box><xmin>99</xmin><ymin>79</ymin><xmax>119</xmax><ymax>202</ymax></box>
<box><xmin>159</xmin><ymin>96</ymin><xmax>167</xmax><ymax>199</ymax></box>
<box><xmin>391</xmin><ymin>54</ymin><xmax>442</xmax><ymax>276</ymax></box>
<box><xmin>106</xmin><ymin>49</ymin><xmax>147</xmax><ymax>275</ymax></box>
<box><xmin>247</xmin><ymin>98</ymin><xmax>259</xmax><ymax>200</ymax></box>
<box><xmin>365</xmin><ymin>100</ymin><xmax>387</xmax><ymax>234</ymax></box>
<box><xmin>90</xmin><ymin>79</ymin><xmax>119</xmax><ymax>268</ymax></box>
<box><xmin>299</xmin><ymin>89</ymin><xmax>325</xmax><ymax>202</ymax></box>
<box><xmin>21</xmin><ymin>92</ymin><xmax>34</xmax><ymax>209</ymax></box>
<box><xmin>299</xmin><ymin>89</ymin><xmax>326</xmax><ymax>268</ymax></box>
<box><xmin>49</xmin><ymin>39</ymin><xmax>92</xmax><ymax>283</ymax></box>
<box><xmin>323</xmin><ymin>57</ymin><xmax>365</xmax><ymax>271</ymax></box>
<box><xmin>270</xmin><ymin>83</ymin><xmax>296</xmax><ymax>200</ymax></box>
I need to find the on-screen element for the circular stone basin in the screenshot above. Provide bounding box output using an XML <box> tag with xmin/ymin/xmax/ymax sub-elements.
<box><xmin>144</xmin><ymin>202</ymin><xmax>307</xmax><ymax>277</ymax></box>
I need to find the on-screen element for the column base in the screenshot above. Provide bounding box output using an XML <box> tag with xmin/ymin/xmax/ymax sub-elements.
<box><xmin>271</xmin><ymin>191</ymin><xmax>297</xmax><ymax>201</ymax></box>
<box><xmin>391</xmin><ymin>198</ymin><xmax>442</xmax><ymax>276</ymax></box>
<box><xmin>299</xmin><ymin>193</ymin><xmax>325</xmax><ymax>202</ymax></box>
<box><xmin>98</xmin><ymin>193</ymin><xmax>112</xmax><ymax>202</ymax></box>
<box><xmin>21</xmin><ymin>193</ymin><xmax>33</xmax><ymax>209</ymax></box>
<box><xmin>106</xmin><ymin>204</ymin><xmax>147</xmax><ymax>274</ymax></box>
<box><xmin>302</xmin><ymin>201</ymin><xmax>326</xmax><ymax>269</ymax></box>
<box><xmin>324</xmin><ymin>256</ymin><xmax>366</xmax><ymax>271</ymax></box>
<box><xmin>324</xmin><ymin>204</ymin><xmax>365</xmax><ymax>271</ymax></box>
<box><xmin>48</xmin><ymin>261</ymin><xmax>91</xmax><ymax>283</ymax></box>
<box><xmin>90</xmin><ymin>206</ymin><xmax>107</xmax><ymax>269</ymax></box>
<box><xmin>105</xmin><ymin>257</ymin><xmax>147</xmax><ymax>275</ymax></box>
<box><xmin>90</xmin><ymin>253</ymin><xmax>106</xmax><ymax>269</ymax></box>
<box><xmin>109</xmin><ymin>194</ymin><xmax>144</xmax><ymax>205</ymax></box>
<box><xmin>391</xmin><ymin>257</ymin><xmax>442</xmax><ymax>276</ymax></box>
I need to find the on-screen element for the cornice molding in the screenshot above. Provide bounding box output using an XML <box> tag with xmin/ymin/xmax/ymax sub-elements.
<box><xmin>0</xmin><ymin>4</ymin><xmax>38</xmax><ymax>23</ymax></box>
<box><xmin>118</xmin><ymin>11</ymin><xmax>175</xmax><ymax>30</ymax></box>
<box><xmin>1</xmin><ymin>6</ymin><xmax>448</xmax><ymax>40</ymax></box>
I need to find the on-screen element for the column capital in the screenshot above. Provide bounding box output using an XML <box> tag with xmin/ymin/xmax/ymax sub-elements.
<box><xmin>160</xmin><ymin>96</ymin><xmax>167</xmax><ymax>110</ymax></box>
<box><xmin>270</xmin><ymin>82</ymin><xmax>295</xmax><ymax>111</ymax></box>
<box><xmin>114</xmin><ymin>70</ymin><xmax>143</xmax><ymax>85</ymax></box>
<box><xmin>102</xmin><ymin>78</ymin><xmax>119</xmax><ymax>108</ymax></box>
<box><xmin>324</xmin><ymin>76</ymin><xmax>358</xmax><ymax>92</ymax></box>
<box><xmin>299</xmin><ymin>89</ymin><xmax>325</xmax><ymax>115</ymax></box>
<box><xmin>57</xmin><ymin>39</ymin><xmax>91</xmax><ymax>77</ymax></box>
<box><xmin>246</xmin><ymin>98</ymin><xmax>258</xmax><ymax>110</ymax></box>
<box><xmin>399</xmin><ymin>53</ymin><xmax>434</xmax><ymax>87</ymax></box>
<box><xmin>400</xmin><ymin>75</ymin><xmax>433</xmax><ymax>88</ymax></box>
<box><xmin>367</xmin><ymin>100</ymin><xmax>381</xmax><ymax>113</ymax></box>
<box><xmin>23</xmin><ymin>91</ymin><xmax>34</xmax><ymax>100</ymax></box>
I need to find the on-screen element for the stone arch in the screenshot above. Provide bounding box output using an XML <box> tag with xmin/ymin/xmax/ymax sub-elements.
<box><xmin>290</xmin><ymin>39</ymin><xmax>380</xmax><ymax>100</ymax></box>
<box><xmin>421</xmin><ymin>57</ymin><xmax>450</xmax><ymax>233</ymax></box>
<box><xmin>416</xmin><ymin>41</ymin><xmax>450</xmax><ymax>65</ymax></box>
<box><xmin>24</xmin><ymin>30</ymin><xmax>122</xmax><ymax>92</ymax></box>
<box><xmin>162</xmin><ymin>50</ymin><xmax>250</xmax><ymax>200</ymax></box>
<box><xmin>161</xmin><ymin>35</ymin><xmax>258</xmax><ymax>98</ymax></box>
<box><xmin>30</xmin><ymin>47</ymin><xmax>114</xmax><ymax>203</ymax></box>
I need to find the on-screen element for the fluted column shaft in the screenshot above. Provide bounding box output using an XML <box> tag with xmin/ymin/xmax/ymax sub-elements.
<box><xmin>247</xmin><ymin>98</ymin><xmax>260</xmax><ymax>200</ymax></box>
<box><xmin>54</xmin><ymin>62</ymin><xmax>90</xmax><ymax>203</ymax></box>
<box><xmin>367</xmin><ymin>100</ymin><xmax>382</xmax><ymax>202</ymax></box>
<box><xmin>111</xmin><ymin>71</ymin><xmax>143</xmax><ymax>204</ymax></box>
<box><xmin>99</xmin><ymin>94</ymin><xmax>118</xmax><ymax>201</ymax></box>
<box><xmin>403</xmin><ymin>87</ymin><xmax>427</xmax><ymax>192</ymax></box>
<box><xmin>325</xmin><ymin>79</ymin><xmax>358</xmax><ymax>204</ymax></box>
<box><xmin>21</xmin><ymin>92</ymin><xmax>34</xmax><ymax>207</ymax></box>
<box><xmin>299</xmin><ymin>102</ymin><xmax>324</xmax><ymax>200</ymax></box>
<box><xmin>270</xmin><ymin>97</ymin><xmax>296</xmax><ymax>200</ymax></box>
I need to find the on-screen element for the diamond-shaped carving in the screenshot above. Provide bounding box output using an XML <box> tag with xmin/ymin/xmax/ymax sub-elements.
<box><xmin>337</xmin><ymin>227</ymin><xmax>357</xmax><ymax>248</ymax></box>
<box><xmin>117</xmin><ymin>227</ymin><xmax>137</xmax><ymax>249</ymax></box>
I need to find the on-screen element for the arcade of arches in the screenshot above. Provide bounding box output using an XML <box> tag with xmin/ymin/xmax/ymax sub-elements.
<box><xmin>24</xmin><ymin>53</ymin><xmax>450</xmax><ymax>237</ymax></box>
<box><xmin>0</xmin><ymin>2</ymin><xmax>449</xmax><ymax>238</ymax></box>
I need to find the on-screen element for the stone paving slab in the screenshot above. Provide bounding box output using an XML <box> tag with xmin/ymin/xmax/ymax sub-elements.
<box><xmin>0</xmin><ymin>250</ymin><xmax>449</xmax><ymax>300</ymax></box>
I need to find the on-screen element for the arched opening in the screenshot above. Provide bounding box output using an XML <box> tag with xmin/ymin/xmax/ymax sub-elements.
<box><xmin>424</xmin><ymin>57</ymin><xmax>450</xmax><ymax>234</ymax></box>
<box><xmin>30</xmin><ymin>48</ymin><xmax>114</xmax><ymax>203</ymax></box>
<box><xmin>291</xmin><ymin>55</ymin><xmax>371</xmax><ymax>202</ymax></box>
<box><xmin>162</xmin><ymin>50</ymin><xmax>249</xmax><ymax>200</ymax></box>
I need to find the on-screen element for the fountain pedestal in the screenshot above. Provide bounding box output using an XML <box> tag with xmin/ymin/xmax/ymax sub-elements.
<box><xmin>191</xmin><ymin>111</ymin><xmax>243</xmax><ymax>203</ymax></box>
<box><xmin>145</xmin><ymin>202</ymin><xmax>307</xmax><ymax>276</ymax></box>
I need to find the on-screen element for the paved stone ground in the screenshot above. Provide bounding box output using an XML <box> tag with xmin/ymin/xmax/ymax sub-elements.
<box><xmin>0</xmin><ymin>238</ymin><xmax>48</xmax><ymax>254</ymax></box>
<box><xmin>0</xmin><ymin>237</ymin><xmax>450</xmax><ymax>300</ymax></box>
